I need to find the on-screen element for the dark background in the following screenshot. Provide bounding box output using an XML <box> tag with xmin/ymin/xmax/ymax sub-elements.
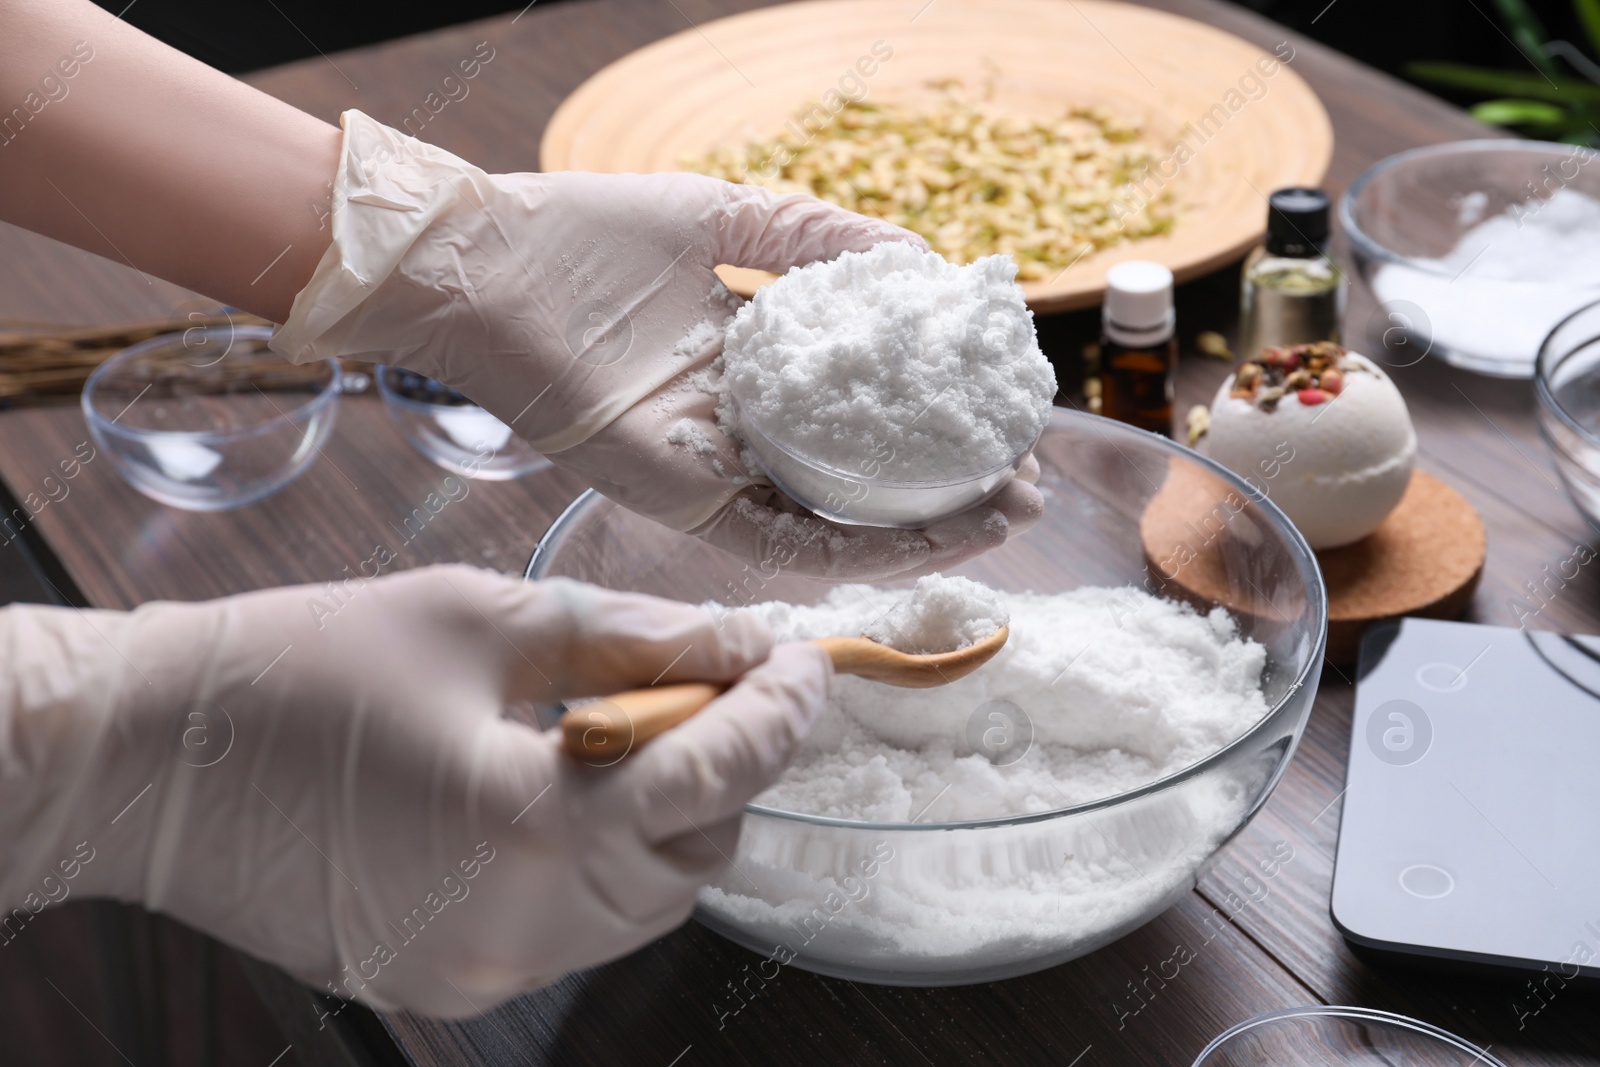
<box><xmin>94</xmin><ymin>0</ymin><xmax>542</xmax><ymax>71</ymax></box>
<box><xmin>1235</xmin><ymin>0</ymin><xmax>1588</xmax><ymax>89</ymax></box>
<box><xmin>92</xmin><ymin>0</ymin><xmax>1592</xmax><ymax>103</ymax></box>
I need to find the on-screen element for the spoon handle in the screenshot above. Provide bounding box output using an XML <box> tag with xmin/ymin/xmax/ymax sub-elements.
<box><xmin>561</xmin><ymin>682</ymin><xmax>727</xmax><ymax>761</ymax></box>
<box><xmin>559</xmin><ymin>626</ymin><xmax>1008</xmax><ymax>761</ymax></box>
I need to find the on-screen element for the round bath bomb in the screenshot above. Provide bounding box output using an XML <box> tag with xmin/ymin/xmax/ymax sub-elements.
<box><xmin>1200</xmin><ymin>343</ymin><xmax>1416</xmax><ymax>550</ymax></box>
<box><xmin>720</xmin><ymin>242</ymin><xmax>1056</xmax><ymax>480</ymax></box>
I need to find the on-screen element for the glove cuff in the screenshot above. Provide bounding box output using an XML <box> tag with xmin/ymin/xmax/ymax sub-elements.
<box><xmin>268</xmin><ymin>112</ymin><xmax>679</xmax><ymax>456</ymax></box>
<box><xmin>270</xmin><ymin>110</ymin><xmax>484</xmax><ymax>366</ymax></box>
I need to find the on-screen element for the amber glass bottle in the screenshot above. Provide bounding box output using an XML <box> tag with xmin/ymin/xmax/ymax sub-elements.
<box><xmin>1098</xmin><ymin>261</ymin><xmax>1177</xmax><ymax>436</ymax></box>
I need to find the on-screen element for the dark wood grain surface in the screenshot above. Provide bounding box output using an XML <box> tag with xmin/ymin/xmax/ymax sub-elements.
<box><xmin>2</xmin><ymin>0</ymin><xmax>1599</xmax><ymax>1065</ymax></box>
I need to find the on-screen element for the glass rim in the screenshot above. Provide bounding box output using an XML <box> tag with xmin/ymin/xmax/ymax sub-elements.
<box><xmin>1339</xmin><ymin>138</ymin><xmax>1593</xmax><ymax>279</ymax></box>
<box><xmin>526</xmin><ymin>409</ymin><xmax>1328</xmax><ymax>833</ymax></box>
<box><xmin>374</xmin><ymin>364</ymin><xmax>484</xmax><ymax>414</ymax></box>
<box><xmin>729</xmin><ymin>387</ymin><xmax>1037</xmax><ymax>489</ymax></box>
<box><xmin>1535</xmin><ymin>295</ymin><xmax>1600</xmax><ymax>452</ymax></box>
<box><xmin>82</xmin><ymin>325</ymin><xmax>340</xmax><ymax>445</ymax></box>
<box><xmin>1192</xmin><ymin>1005</ymin><xmax>1510</xmax><ymax>1066</ymax></box>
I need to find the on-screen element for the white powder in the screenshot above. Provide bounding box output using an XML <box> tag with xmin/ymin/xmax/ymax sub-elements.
<box><xmin>720</xmin><ymin>243</ymin><xmax>1056</xmax><ymax>479</ymax></box>
<box><xmin>860</xmin><ymin>573</ymin><xmax>1008</xmax><ymax>654</ymax></box>
<box><xmin>665</xmin><ymin>417</ymin><xmax>717</xmax><ymax>455</ymax></box>
<box><xmin>1372</xmin><ymin>187</ymin><xmax>1600</xmax><ymax>371</ymax></box>
<box><xmin>698</xmin><ymin>582</ymin><xmax>1276</xmax><ymax>973</ymax></box>
<box><xmin>739</xmin><ymin>583</ymin><xmax>1268</xmax><ymax>821</ymax></box>
<box><xmin>671</xmin><ymin>318</ymin><xmax>721</xmax><ymax>359</ymax></box>
<box><xmin>721</xmin><ymin>495</ymin><xmax>933</xmax><ymax>578</ymax></box>
<box><xmin>664</xmin><ymin>417</ymin><xmax>727</xmax><ymax>476</ymax></box>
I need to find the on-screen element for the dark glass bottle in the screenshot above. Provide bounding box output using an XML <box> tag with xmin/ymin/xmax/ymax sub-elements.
<box><xmin>1099</xmin><ymin>260</ymin><xmax>1177</xmax><ymax>436</ymax></box>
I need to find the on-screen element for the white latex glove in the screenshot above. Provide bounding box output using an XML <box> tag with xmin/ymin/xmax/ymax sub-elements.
<box><xmin>0</xmin><ymin>565</ymin><xmax>828</xmax><ymax>1018</ymax></box>
<box><xmin>270</xmin><ymin>111</ymin><xmax>1043</xmax><ymax>581</ymax></box>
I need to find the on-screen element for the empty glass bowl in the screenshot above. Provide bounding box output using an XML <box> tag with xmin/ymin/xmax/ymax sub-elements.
<box><xmin>1194</xmin><ymin>1006</ymin><xmax>1508</xmax><ymax>1066</ymax></box>
<box><xmin>527</xmin><ymin>409</ymin><xmax>1327</xmax><ymax>985</ymax></box>
<box><xmin>83</xmin><ymin>326</ymin><xmax>339</xmax><ymax>511</ymax></box>
<box><xmin>1536</xmin><ymin>297</ymin><xmax>1600</xmax><ymax>528</ymax></box>
<box><xmin>377</xmin><ymin>366</ymin><xmax>550</xmax><ymax>481</ymax></box>
<box><xmin>1342</xmin><ymin>139</ymin><xmax>1600</xmax><ymax>378</ymax></box>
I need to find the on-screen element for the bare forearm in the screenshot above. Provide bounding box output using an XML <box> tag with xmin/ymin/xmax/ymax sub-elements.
<box><xmin>0</xmin><ymin>0</ymin><xmax>339</xmax><ymax>321</ymax></box>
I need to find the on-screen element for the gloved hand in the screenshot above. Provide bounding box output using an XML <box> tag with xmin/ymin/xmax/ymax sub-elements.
<box><xmin>270</xmin><ymin>111</ymin><xmax>1043</xmax><ymax>581</ymax></box>
<box><xmin>0</xmin><ymin>565</ymin><xmax>828</xmax><ymax>1018</ymax></box>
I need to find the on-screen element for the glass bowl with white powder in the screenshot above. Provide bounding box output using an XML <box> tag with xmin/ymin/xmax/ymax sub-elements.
<box><xmin>1342</xmin><ymin>139</ymin><xmax>1600</xmax><ymax>379</ymax></box>
<box><xmin>720</xmin><ymin>243</ymin><xmax>1056</xmax><ymax>528</ymax></box>
<box><xmin>527</xmin><ymin>409</ymin><xmax>1327</xmax><ymax>985</ymax></box>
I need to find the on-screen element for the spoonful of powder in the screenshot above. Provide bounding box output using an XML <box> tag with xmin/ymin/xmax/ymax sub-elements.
<box><xmin>862</xmin><ymin>573</ymin><xmax>1009</xmax><ymax>654</ymax></box>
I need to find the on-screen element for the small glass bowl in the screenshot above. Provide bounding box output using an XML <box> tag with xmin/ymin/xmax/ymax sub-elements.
<box><xmin>1341</xmin><ymin>139</ymin><xmax>1600</xmax><ymax>378</ymax></box>
<box><xmin>1536</xmin><ymin>297</ymin><xmax>1600</xmax><ymax>528</ymax></box>
<box><xmin>376</xmin><ymin>367</ymin><xmax>550</xmax><ymax>481</ymax></box>
<box><xmin>729</xmin><ymin>392</ymin><xmax>1034</xmax><ymax>529</ymax></box>
<box><xmin>1193</xmin><ymin>1006</ymin><xmax>1508</xmax><ymax>1066</ymax></box>
<box><xmin>83</xmin><ymin>326</ymin><xmax>339</xmax><ymax>511</ymax></box>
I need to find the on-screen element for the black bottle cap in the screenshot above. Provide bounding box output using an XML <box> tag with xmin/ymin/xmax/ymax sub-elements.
<box><xmin>1264</xmin><ymin>187</ymin><xmax>1330</xmax><ymax>257</ymax></box>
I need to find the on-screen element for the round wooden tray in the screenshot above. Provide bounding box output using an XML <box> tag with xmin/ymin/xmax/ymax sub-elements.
<box><xmin>540</xmin><ymin>0</ymin><xmax>1333</xmax><ymax>312</ymax></box>
<box><xmin>1139</xmin><ymin>464</ymin><xmax>1485</xmax><ymax>665</ymax></box>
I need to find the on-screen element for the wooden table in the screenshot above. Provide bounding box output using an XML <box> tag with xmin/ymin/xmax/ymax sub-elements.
<box><xmin>2</xmin><ymin>0</ymin><xmax>1598</xmax><ymax>1064</ymax></box>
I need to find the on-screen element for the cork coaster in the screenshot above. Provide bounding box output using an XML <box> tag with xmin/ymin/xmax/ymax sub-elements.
<box><xmin>1139</xmin><ymin>461</ymin><xmax>1485</xmax><ymax>665</ymax></box>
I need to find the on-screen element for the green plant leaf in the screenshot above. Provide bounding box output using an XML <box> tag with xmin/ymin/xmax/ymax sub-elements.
<box><xmin>1471</xmin><ymin>97</ymin><xmax>1571</xmax><ymax>124</ymax></box>
<box><xmin>1530</xmin><ymin>110</ymin><xmax>1600</xmax><ymax>135</ymax></box>
<box><xmin>1491</xmin><ymin>0</ymin><xmax>1557</xmax><ymax>74</ymax></box>
<box><xmin>1493</xmin><ymin>0</ymin><xmax>1549</xmax><ymax>38</ymax></box>
<box><xmin>1575</xmin><ymin>0</ymin><xmax>1600</xmax><ymax>59</ymax></box>
<box><xmin>1408</xmin><ymin>61</ymin><xmax>1600</xmax><ymax>102</ymax></box>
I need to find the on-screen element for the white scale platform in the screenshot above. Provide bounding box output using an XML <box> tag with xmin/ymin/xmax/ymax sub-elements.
<box><xmin>1334</xmin><ymin>617</ymin><xmax>1600</xmax><ymax>978</ymax></box>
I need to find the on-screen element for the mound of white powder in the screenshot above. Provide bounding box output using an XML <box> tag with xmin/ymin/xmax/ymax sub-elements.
<box><xmin>861</xmin><ymin>573</ymin><xmax>1008</xmax><ymax>654</ymax></box>
<box><xmin>696</xmin><ymin>582</ymin><xmax>1278</xmax><ymax>973</ymax></box>
<box><xmin>1372</xmin><ymin>187</ymin><xmax>1600</xmax><ymax>370</ymax></box>
<box><xmin>720</xmin><ymin>243</ymin><xmax>1056</xmax><ymax>478</ymax></box>
<box><xmin>739</xmin><ymin>583</ymin><xmax>1268</xmax><ymax>821</ymax></box>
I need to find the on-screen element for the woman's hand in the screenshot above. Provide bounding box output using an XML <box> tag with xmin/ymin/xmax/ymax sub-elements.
<box><xmin>271</xmin><ymin>113</ymin><xmax>1043</xmax><ymax>580</ymax></box>
<box><xmin>1</xmin><ymin>2</ymin><xmax>1039</xmax><ymax>580</ymax></box>
<box><xmin>0</xmin><ymin>566</ymin><xmax>828</xmax><ymax>1017</ymax></box>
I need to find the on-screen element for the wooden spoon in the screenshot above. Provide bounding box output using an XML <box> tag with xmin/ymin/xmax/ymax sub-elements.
<box><xmin>560</xmin><ymin>626</ymin><xmax>1010</xmax><ymax>763</ymax></box>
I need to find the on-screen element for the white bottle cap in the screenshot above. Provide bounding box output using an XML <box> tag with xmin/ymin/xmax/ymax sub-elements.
<box><xmin>1104</xmin><ymin>260</ymin><xmax>1175</xmax><ymax>347</ymax></box>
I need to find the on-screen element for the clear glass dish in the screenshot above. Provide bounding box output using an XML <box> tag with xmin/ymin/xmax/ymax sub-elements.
<box><xmin>728</xmin><ymin>389</ymin><xmax>1034</xmax><ymax>529</ymax></box>
<box><xmin>526</xmin><ymin>409</ymin><xmax>1327</xmax><ymax>985</ymax></box>
<box><xmin>1341</xmin><ymin>139</ymin><xmax>1600</xmax><ymax>379</ymax></box>
<box><xmin>1536</xmin><ymin>297</ymin><xmax>1600</xmax><ymax>528</ymax></box>
<box><xmin>1193</xmin><ymin>1006</ymin><xmax>1508</xmax><ymax>1066</ymax></box>
<box><xmin>376</xmin><ymin>366</ymin><xmax>550</xmax><ymax>481</ymax></box>
<box><xmin>82</xmin><ymin>326</ymin><xmax>338</xmax><ymax>511</ymax></box>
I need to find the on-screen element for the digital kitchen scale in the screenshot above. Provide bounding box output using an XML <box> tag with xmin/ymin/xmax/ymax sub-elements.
<box><xmin>1333</xmin><ymin>617</ymin><xmax>1600</xmax><ymax>979</ymax></box>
